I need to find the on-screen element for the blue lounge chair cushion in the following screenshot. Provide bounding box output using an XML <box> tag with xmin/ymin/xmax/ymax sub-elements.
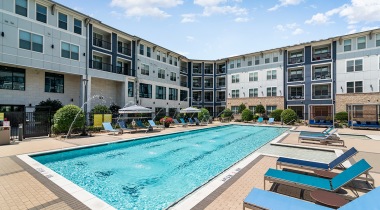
<box><xmin>315</xmin><ymin>119</ymin><xmax>320</xmax><ymax>123</ymax></box>
<box><xmin>309</xmin><ymin>119</ymin><xmax>315</xmax><ymax>124</ymax></box>
<box><xmin>329</xmin><ymin>147</ymin><xmax>358</xmax><ymax>169</ymax></box>
<box><xmin>265</xmin><ymin>168</ymin><xmax>332</xmax><ymax>191</ymax></box>
<box><xmin>339</xmin><ymin>186</ymin><xmax>380</xmax><ymax>210</ymax></box>
<box><xmin>244</xmin><ymin>188</ymin><xmax>331</xmax><ymax>210</ymax></box>
<box><xmin>180</xmin><ymin>118</ymin><xmax>187</xmax><ymax>124</ymax></box>
<box><xmin>331</xmin><ymin>159</ymin><xmax>371</xmax><ymax>190</ymax></box>
<box><xmin>277</xmin><ymin>157</ymin><xmax>330</xmax><ymax>170</ymax></box>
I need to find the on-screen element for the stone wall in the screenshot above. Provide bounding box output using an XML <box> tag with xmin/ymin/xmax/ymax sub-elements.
<box><xmin>336</xmin><ymin>93</ymin><xmax>380</xmax><ymax>121</ymax></box>
<box><xmin>227</xmin><ymin>96</ymin><xmax>284</xmax><ymax>110</ymax></box>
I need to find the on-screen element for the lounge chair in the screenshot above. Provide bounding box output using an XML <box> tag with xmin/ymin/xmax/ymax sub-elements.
<box><xmin>299</xmin><ymin>126</ymin><xmax>334</xmax><ymax>136</ymax></box>
<box><xmin>243</xmin><ymin>187</ymin><xmax>380</xmax><ymax>210</ymax></box>
<box><xmin>194</xmin><ymin>117</ymin><xmax>207</xmax><ymax>125</ymax></box>
<box><xmin>299</xmin><ymin>129</ymin><xmax>344</xmax><ymax>146</ymax></box>
<box><xmin>173</xmin><ymin>119</ymin><xmax>186</xmax><ymax>127</ymax></box>
<box><xmin>257</xmin><ymin>117</ymin><xmax>264</xmax><ymax>124</ymax></box>
<box><xmin>102</xmin><ymin>122</ymin><xmax>121</xmax><ymax>135</ymax></box>
<box><xmin>148</xmin><ymin>120</ymin><xmax>164</xmax><ymax>129</ymax></box>
<box><xmin>136</xmin><ymin>120</ymin><xmax>148</xmax><ymax>130</ymax></box>
<box><xmin>264</xmin><ymin>159</ymin><xmax>372</xmax><ymax>192</ymax></box>
<box><xmin>276</xmin><ymin>147</ymin><xmax>358</xmax><ymax>170</ymax></box>
<box><xmin>118</xmin><ymin>121</ymin><xmax>137</xmax><ymax>133</ymax></box>
<box><xmin>187</xmin><ymin>118</ymin><xmax>196</xmax><ymax>125</ymax></box>
<box><xmin>179</xmin><ymin>118</ymin><xmax>188</xmax><ymax>126</ymax></box>
<box><xmin>268</xmin><ymin>118</ymin><xmax>274</xmax><ymax>124</ymax></box>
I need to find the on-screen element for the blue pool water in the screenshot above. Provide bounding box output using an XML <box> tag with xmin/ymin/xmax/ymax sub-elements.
<box><xmin>33</xmin><ymin>125</ymin><xmax>287</xmax><ymax>209</ymax></box>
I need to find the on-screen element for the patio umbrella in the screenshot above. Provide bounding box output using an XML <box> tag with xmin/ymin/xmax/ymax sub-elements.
<box><xmin>180</xmin><ymin>107</ymin><xmax>201</xmax><ymax>113</ymax></box>
<box><xmin>118</xmin><ymin>105</ymin><xmax>153</xmax><ymax>114</ymax></box>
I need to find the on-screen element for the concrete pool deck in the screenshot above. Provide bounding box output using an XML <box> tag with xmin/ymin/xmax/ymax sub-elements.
<box><xmin>0</xmin><ymin>123</ymin><xmax>379</xmax><ymax>209</ymax></box>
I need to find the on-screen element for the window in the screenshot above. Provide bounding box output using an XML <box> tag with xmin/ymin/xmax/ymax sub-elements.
<box><xmin>16</xmin><ymin>0</ymin><xmax>27</xmax><ymax>17</ymax></box>
<box><xmin>249</xmin><ymin>72</ymin><xmax>258</xmax><ymax>81</ymax></box>
<box><xmin>61</xmin><ymin>42</ymin><xmax>79</xmax><ymax>60</ymax></box>
<box><xmin>157</xmin><ymin>51</ymin><xmax>161</xmax><ymax>61</ymax></box>
<box><xmin>231</xmin><ymin>90</ymin><xmax>239</xmax><ymax>98</ymax></box>
<box><xmin>162</xmin><ymin>54</ymin><xmax>166</xmax><ymax>63</ymax></box>
<box><xmin>288</xmin><ymin>86</ymin><xmax>304</xmax><ymax>100</ymax></box>
<box><xmin>58</xmin><ymin>13</ymin><xmax>68</xmax><ymax>30</ymax></box>
<box><xmin>156</xmin><ymin>86</ymin><xmax>166</xmax><ymax>99</ymax></box>
<box><xmin>139</xmin><ymin>83</ymin><xmax>152</xmax><ymax>98</ymax></box>
<box><xmin>266</xmin><ymin>106</ymin><xmax>277</xmax><ymax>115</ymax></box>
<box><xmin>357</xmin><ymin>36</ymin><xmax>366</xmax><ymax>50</ymax></box>
<box><xmin>169</xmin><ymin>88</ymin><xmax>178</xmax><ymax>100</ymax></box>
<box><xmin>313</xmin><ymin>65</ymin><xmax>331</xmax><ymax>80</ymax></box>
<box><xmin>249</xmin><ymin>106</ymin><xmax>256</xmax><ymax>113</ymax></box>
<box><xmin>346</xmin><ymin>59</ymin><xmax>363</xmax><ymax>72</ymax></box>
<box><xmin>174</xmin><ymin>58</ymin><xmax>178</xmax><ymax>66</ymax></box>
<box><xmin>92</xmin><ymin>55</ymin><xmax>102</xmax><ymax>70</ymax></box>
<box><xmin>139</xmin><ymin>44</ymin><xmax>144</xmax><ymax>55</ymax></box>
<box><xmin>255</xmin><ymin>56</ymin><xmax>260</xmax><ymax>65</ymax></box>
<box><xmin>343</xmin><ymin>39</ymin><xmax>351</xmax><ymax>52</ymax></box>
<box><xmin>249</xmin><ymin>88</ymin><xmax>258</xmax><ymax>97</ymax></box>
<box><xmin>232</xmin><ymin>74</ymin><xmax>239</xmax><ymax>83</ymax></box>
<box><xmin>128</xmin><ymin>81</ymin><xmax>134</xmax><ymax>97</ymax></box>
<box><xmin>170</xmin><ymin>72</ymin><xmax>176</xmax><ymax>81</ymax></box>
<box><xmin>236</xmin><ymin>59</ymin><xmax>241</xmax><ymax>68</ymax></box>
<box><xmin>273</xmin><ymin>55</ymin><xmax>279</xmax><ymax>62</ymax></box>
<box><xmin>312</xmin><ymin>84</ymin><xmax>331</xmax><ymax>99</ymax></box>
<box><xmin>146</xmin><ymin>47</ymin><xmax>151</xmax><ymax>57</ymax></box>
<box><xmin>231</xmin><ymin>106</ymin><xmax>239</xmax><ymax>113</ymax></box>
<box><xmin>158</xmin><ymin>69</ymin><xmax>165</xmax><ymax>79</ymax></box>
<box><xmin>267</xmin><ymin>87</ymin><xmax>277</xmax><ymax>96</ymax></box>
<box><xmin>45</xmin><ymin>72</ymin><xmax>64</xmax><ymax>93</ymax></box>
<box><xmin>180</xmin><ymin>90</ymin><xmax>188</xmax><ymax>101</ymax></box>
<box><xmin>0</xmin><ymin>66</ymin><xmax>25</xmax><ymax>91</ymax></box>
<box><xmin>265</xmin><ymin>57</ymin><xmax>270</xmax><ymax>64</ymax></box>
<box><xmin>267</xmin><ymin>70</ymin><xmax>276</xmax><ymax>80</ymax></box>
<box><xmin>141</xmin><ymin>64</ymin><xmax>149</xmax><ymax>76</ymax></box>
<box><xmin>376</xmin><ymin>34</ymin><xmax>380</xmax><ymax>47</ymax></box>
<box><xmin>347</xmin><ymin>81</ymin><xmax>363</xmax><ymax>93</ymax></box>
<box><xmin>169</xmin><ymin>56</ymin><xmax>173</xmax><ymax>65</ymax></box>
<box><xmin>36</xmin><ymin>4</ymin><xmax>47</xmax><ymax>23</ymax></box>
<box><xmin>74</xmin><ymin>19</ymin><xmax>82</xmax><ymax>35</ymax></box>
<box><xmin>288</xmin><ymin>68</ymin><xmax>303</xmax><ymax>82</ymax></box>
<box><xmin>248</xmin><ymin>60</ymin><xmax>253</xmax><ymax>66</ymax></box>
<box><xmin>19</xmin><ymin>30</ymin><xmax>43</xmax><ymax>53</ymax></box>
<box><xmin>353</xmin><ymin>105</ymin><xmax>363</xmax><ymax>118</ymax></box>
<box><xmin>289</xmin><ymin>50</ymin><xmax>304</xmax><ymax>64</ymax></box>
<box><xmin>230</xmin><ymin>60</ymin><xmax>234</xmax><ymax>69</ymax></box>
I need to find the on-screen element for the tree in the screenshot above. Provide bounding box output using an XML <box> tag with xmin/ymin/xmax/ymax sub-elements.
<box><xmin>270</xmin><ymin>109</ymin><xmax>283</xmax><ymax>121</ymax></box>
<box><xmin>109</xmin><ymin>103</ymin><xmax>121</xmax><ymax>114</ymax></box>
<box><xmin>53</xmin><ymin>105</ymin><xmax>85</xmax><ymax>134</ymax></box>
<box><xmin>254</xmin><ymin>104</ymin><xmax>265</xmax><ymax>115</ymax></box>
<box><xmin>238</xmin><ymin>103</ymin><xmax>246</xmax><ymax>113</ymax></box>
<box><xmin>221</xmin><ymin>108</ymin><xmax>233</xmax><ymax>118</ymax></box>
<box><xmin>335</xmin><ymin>112</ymin><xmax>348</xmax><ymax>122</ymax></box>
<box><xmin>281</xmin><ymin>109</ymin><xmax>298</xmax><ymax>125</ymax></box>
<box><xmin>198</xmin><ymin>108</ymin><xmax>210</xmax><ymax>121</ymax></box>
<box><xmin>35</xmin><ymin>98</ymin><xmax>63</xmax><ymax>112</ymax></box>
<box><xmin>241</xmin><ymin>108</ymin><xmax>253</xmax><ymax>122</ymax></box>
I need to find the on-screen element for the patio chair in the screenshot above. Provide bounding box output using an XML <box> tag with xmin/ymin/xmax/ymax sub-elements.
<box><xmin>299</xmin><ymin>129</ymin><xmax>344</xmax><ymax>146</ymax></box>
<box><xmin>188</xmin><ymin>118</ymin><xmax>196</xmax><ymax>125</ymax></box>
<box><xmin>117</xmin><ymin>121</ymin><xmax>137</xmax><ymax>133</ymax></box>
<box><xmin>179</xmin><ymin>118</ymin><xmax>188</xmax><ymax>126</ymax></box>
<box><xmin>268</xmin><ymin>118</ymin><xmax>275</xmax><ymax>124</ymax></box>
<box><xmin>102</xmin><ymin>122</ymin><xmax>121</xmax><ymax>135</ymax></box>
<box><xmin>276</xmin><ymin>147</ymin><xmax>358</xmax><ymax>170</ymax></box>
<box><xmin>135</xmin><ymin>120</ymin><xmax>148</xmax><ymax>130</ymax></box>
<box><xmin>194</xmin><ymin>117</ymin><xmax>207</xmax><ymax>125</ymax></box>
<box><xmin>148</xmin><ymin>120</ymin><xmax>164</xmax><ymax>130</ymax></box>
<box><xmin>257</xmin><ymin>117</ymin><xmax>264</xmax><ymax>124</ymax></box>
<box><xmin>243</xmin><ymin>187</ymin><xmax>380</xmax><ymax>210</ymax></box>
<box><xmin>264</xmin><ymin>159</ymin><xmax>372</xmax><ymax>192</ymax></box>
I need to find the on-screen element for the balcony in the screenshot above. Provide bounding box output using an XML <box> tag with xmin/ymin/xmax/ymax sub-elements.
<box><xmin>180</xmin><ymin>81</ymin><xmax>187</xmax><ymax>87</ymax></box>
<box><xmin>205</xmin><ymin>68</ymin><xmax>213</xmax><ymax>74</ymax></box>
<box><xmin>312</xmin><ymin>93</ymin><xmax>331</xmax><ymax>99</ymax></box>
<box><xmin>115</xmin><ymin>66</ymin><xmax>135</xmax><ymax>76</ymax></box>
<box><xmin>288</xmin><ymin>95</ymin><xmax>304</xmax><ymax>100</ymax></box>
<box><xmin>288</xmin><ymin>86</ymin><xmax>304</xmax><ymax>100</ymax></box>
<box><xmin>288</xmin><ymin>68</ymin><xmax>304</xmax><ymax>82</ymax></box>
<box><xmin>180</xmin><ymin>67</ymin><xmax>188</xmax><ymax>74</ymax></box>
<box><xmin>193</xmin><ymin>67</ymin><xmax>202</xmax><ymax>74</ymax></box>
<box><xmin>288</xmin><ymin>56</ymin><xmax>304</xmax><ymax>64</ymax></box>
<box><xmin>216</xmin><ymin>82</ymin><xmax>225</xmax><ymax>88</ymax></box>
<box><xmin>312</xmin><ymin>84</ymin><xmax>332</xmax><ymax>99</ymax></box>
<box><xmin>117</xmin><ymin>45</ymin><xmax>131</xmax><ymax>56</ymax></box>
<box><xmin>312</xmin><ymin>46</ymin><xmax>331</xmax><ymax>61</ymax></box>
<box><xmin>217</xmin><ymin>67</ymin><xmax>226</xmax><ymax>74</ymax></box>
<box><xmin>92</xmin><ymin>60</ymin><xmax>112</xmax><ymax>72</ymax></box>
<box><xmin>204</xmin><ymin>92</ymin><xmax>213</xmax><ymax>102</ymax></box>
<box><xmin>193</xmin><ymin>82</ymin><xmax>201</xmax><ymax>88</ymax></box>
<box><xmin>93</xmin><ymin>37</ymin><xmax>111</xmax><ymax>50</ymax></box>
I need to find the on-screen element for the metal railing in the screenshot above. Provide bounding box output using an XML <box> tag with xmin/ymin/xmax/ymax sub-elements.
<box><xmin>180</xmin><ymin>82</ymin><xmax>187</xmax><ymax>87</ymax></box>
<box><xmin>217</xmin><ymin>68</ymin><xmax>226</xmax><ymax>74</ymax></box>
<box><xmin>180</xmin><ymin>67</ymin><xmax>188</xmax><ymax>73</ymax></box>
<box><xmin>312</xmin><ymin>52</ymin><xmax>331</xmax><ymax>61</ymax></box>
<box><xmin>92</xmin><ymin>60</ymin><xmax>112</xmax><ymax>72</ymax></box>
<box><xmin>93</xmin><ymin>37</ymin><xmax>111</xmax><ymax>50</ymax></box>
<box><xmin>117</xmin><ymin>45</ymin><xmax>132</xmax><ymax>56</ymax></box>
<box><xmin>288</xmin><ymin>57</ymin><xmax>304</xmax><ymax>64</ymax></box>
<box><xmin>216</xmin><ymin>82</ymin><xmax>226</xmax><ymax>88</ymax></box>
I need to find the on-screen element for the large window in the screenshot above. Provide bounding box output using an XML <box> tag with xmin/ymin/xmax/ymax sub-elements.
<box><xmin>74</xmin><ymin>19</ymin><xmax>82</xmax><ymax>35</ymax></box>
<box><xmin>61</xmin><ymin>42</ymin><xmax>79</xmax><ymax>60</ymax></box>
<box><xmin>249</xmin><ymin>88</ymin><xmax>258</xmax><ymax>97</ymax></box>
<box><xmin>231</xmin><ymin>106</ymin><xmax>239</xmax><ymax>113</ymax></box>
<box><xmin>169</xmin><ymin>88</ymin><xmax>178</xmax><ymax>100</ymax></box>
<box><xmin>139</xmin><ymin>83</ymin><xmax>152</xmax><ymax>98</ymax></box>
<box><xmin>248</xmin><ymin>60</ymin><xmax>253</xmax><ymax>66</ymax></box>
<box><xmin>139</xmin><ymin>44</ymin><xmax>144</xmax><ymax>55</ymax></box>
<box><xmin>288</xmin><ymin>86</ymin><xmax>304</xmax><ymax>100</ymax></box>
<box><xmin>231</xmin><ymin>90</ymin><xmax>239</xmax><ymax>98</ymax></box>
<box><xmin>267</xmin><ymin>70</ymin><xmax>276</xmax><ymax>80</ymax></box>
<box><xmin>58</xmin><ymin>13</ymin><xmax>68</xmax><ymax>30</ymax></box>
<box><xmin>229</xmin><ymin>60</ymin><xmax>234</xmax><ymax>69</ymax></box>
<box><xmin>232</xmin><ymin>74</ymin><xmax>239</xmax><ymax>83</ymax></box>
<box><xmin>376</xmin><ymin>34</ymin><xmax>380</xmax><ymax>47</ymax></box>
<box><xmin>158</xmin><ymin>69</ymin><xmax>165</xmax><ymax>79</ymax></box>
<box><xmin>169</xmin><ymin>56</ymin><xmax>173</xmax><ymax>65</ymax></box>
<box><xmin>19</xmin><ymin>30</ymin><xmax>43</xmax><ymax>53</ymax></box>
<box><xmin>16</xmin><ymin>0</ymin><xmax>27</xmax><ymax>17</ymax></box>
<box><xmin>267</xmin><ymin>87</ymin><xmax>277</xmax><ymax>97</ymax></box>
<box><xmin>45</xmin><ymin>72</ymin><xmax>64</xmax><ymax>93</ymax></box>
<box><xmin>249</xmin><ymin>72</ymin><xmax>258</xmax><ymax>81</ymax></box>
<box><xmin>312</xmin><ymin>65</ymin><xmax>331</xmax><ymax>80</ymax></box>
<box><xmin>288</xmin><ymin>50</ymin><xmax>304</xmax><ymax>64</ymax></box>
<box><xmin>236</xmin><ymin>59</ymin><xmax>241</xmax><ymax>68</ymax></box>
<box><xmin>346</xmin><ymin>59</ymin><xmax>363</xmax><ymax>72</ymax></box>
<box><xmin>357</xmin><ymin>36</ymin><xmax>366</xmax><ymax>50</ymax></box>
<box><xmin>312</xmin><ymin>84</ymin><xmax>331</xmax><ymax>99</ymax></box>
<box><xmin>141</xmin><ymin>64</ymin><xmax>149</xmax><ymax>76</ymax></box>
<box><xmin>347</xmin><ymin>81</ymin><xmax>363</xmax><ymax>93</ymax></box>
<box><xmin>170</xmin><ymin>72</ymin><xmax>176</xmax><ymax>81</ymax></box>
<box><xmin>0</xmin><ymin>66</ymin><xmax>25</xmax><ymax>91</ymax></box>
<box><xmin>343</xmin><ymin>39</ymin><xmax>351</xmax><ymax>52</ymax></box>
<box><xmin>36</xmin><ymin>4</ymin><xmax>47</xmax><ymax>23</ymax></box>
<box><xmin>128</xmin><ymin>81</ymin><xmax>134</xmax><ymax>97</ymax></box>
<box><xmin>288</xmin><ymin>68</ymin><xmax>303</xmax><ymax>82</ymax></box>
<box><xmin>180</xmin><ymin>90</ymin><xmax>188</xmax><ymax>101</ymax></box>
<box><xmin>265</xmin><ymin>57</ymin><xmax>270</xmax><ymax>64</ymax></box>
<box><xmin>255</xmin><ymin>56</ymin><xmax>260</xmax><ymax>65</ymax></box>
<box><xmin>266</xmin><ymin>106</ymin><xmax>277</xmax><ymax>115</ymax></box>
<box><xmin>156</xmin><ymin>86</ymin><xmax>166</xmax><ymax>100</ymax></box>
<box><xmin>157</xmin><ymin>51</ymin><xmax>161</xmax><ymax>61</ymax></box>
<box><xmin>147</xmin><ymin>47</ymin><xmax>151</xmax><ymax>57</ymax></box>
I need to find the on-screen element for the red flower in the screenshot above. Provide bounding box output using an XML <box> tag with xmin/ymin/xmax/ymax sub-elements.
<box><xmin>160</xmin><ymin>117</ymin><xmax>174</xmax><ymax>124</ymax></box>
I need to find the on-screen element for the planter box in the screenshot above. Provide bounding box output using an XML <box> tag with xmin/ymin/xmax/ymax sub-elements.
<box><xmin>0</xmin><ymin>126</ymin><xmax>10</xmax><ymax>145</ymax></box>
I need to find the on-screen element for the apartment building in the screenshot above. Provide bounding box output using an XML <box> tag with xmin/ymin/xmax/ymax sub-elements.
<box><xmin>227</xmin><ymin>50</ymin><xmax>284</xmax><ymax>116</ymax></box>
<box><xmin>284</xmin><ymin>40</ymin><xmax>336</xmax><ymax>120</ymax></box>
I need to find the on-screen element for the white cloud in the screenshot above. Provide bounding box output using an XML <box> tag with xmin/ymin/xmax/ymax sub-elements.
<box><xmin>181</xmin><ymin>14</ymin><xmax>197</xmax><ymax>23</ymax></box>
<box><xmin>360</xmin><ymin>26</ymin><xmax>379</xmax><ymax>31</ymax></box>
<box><xmin>275</xmin><ymin>23</ymin><xmax>298</xmax><ymax>31</ymax></box>
<box><xmin>234</xmin><ymin>17</ymin><xmax>250</xmax><ymax>22</ymax></box>
<box><xmin>186</xmin><ymin>36</ymin><xmax>195</xmax><ymax>41</ymax></box>
<box><xmin>292</xmin><ymin>28</ymin><xmax>304</xmax><ymax>35</ymax></box>
<box><xmin>194</xmin><ymin>0</ymin><xmax>226</xmax><ymax>7</ymax></box>
<box><xmin>268</xmin><ymin>0</ymin><xmax>303</xmax><ymax>11</ymax></box>
<box><xmin>203</xmin><ymin>5</ymin><xmax>248</xmax><ymax>16</ymax></box>
<box><xmin>110</xmin><ymin>0</ymin><xmax>183</xmax><ymax>18</ymax></box>
<box><xmin>305</xmin><ymin>13</ymin><xmax>331</xmax><ymax>25</ymax></box>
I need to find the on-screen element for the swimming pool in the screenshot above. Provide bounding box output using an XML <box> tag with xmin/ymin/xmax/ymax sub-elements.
<box><xmin>33</xmin><ymin>125</ymin><xmax>288</xmax><ymax>209</ymax></box>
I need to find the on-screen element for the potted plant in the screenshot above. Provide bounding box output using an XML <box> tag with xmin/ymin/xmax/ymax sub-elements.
<box><xmin>160</xmin><ymin>116</ymin><xmax>174</xmax><ymax>128</ymax></box>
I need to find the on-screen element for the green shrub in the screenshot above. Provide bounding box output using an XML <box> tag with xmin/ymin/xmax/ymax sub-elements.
<box><xmin>86</xmin><ymin>126</ymin><xmax>102</xmax><ymax>132</ymax></box>
<box><xmin>238</xmin><ymin>103</ymin><xmax>246</xmax><ymax>114</ymax></box>
<box><xmin>270</xmin><ymin>109</ymin><xmax>283</xmax><ymax>121</ymax></box>
<box><xmin>254</xmin><ymin>104</ymin><xmax>265</xmax><ymax>115</ymax></box>
<box><xmin>36</xmin><ymin>98</ymin><xmax>63</xmax><ymax>112</ymax></box>
<box><xmin>53</xmin><ymin>105</ymin><xmax>85</xmax><ymax>134</ymax></box>
<box><xmin>335</xmin><ymin>111</ymin><xmax>348</xmax><ymax>121</ymax></box>
<box><xmin>198</xmin><ymin>108</ymin><xmax>210</xmax><ymax>121</ymax></box>
<box><xmin>109</xmin><ymin>103</ymin><xmax>121</xmax><ymax>114</ymax></box>
<box><xmin>280</xmin><ymin>109</ymin><xmax>298</xmax><ymax>125</ymax></box>
<box><xmin>241</xmin><ymin>109</ymin><xmax>253</xmax><ymax>122</ymax></box>
<box><xmin>221</xmin><ymin>108</ymin><xmax>233</xmax><ymax>118</ymax></box>
<box><xmin>253</xmin><ymin>114</ymin><xmax>259</xmax><ymax>121</ymax></box>
<box><xmin>91</xmin><ymin>105</ymin><xmax>111</xmax><ymax>114</ymax></box>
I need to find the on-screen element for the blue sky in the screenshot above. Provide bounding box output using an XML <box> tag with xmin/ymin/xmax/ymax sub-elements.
<box><xmin>56</xmin><ymin>0</ymin><xmax>380</xmax><ymax>60</ymax></box>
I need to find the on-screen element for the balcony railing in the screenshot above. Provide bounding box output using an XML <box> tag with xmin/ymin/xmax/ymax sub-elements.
<box><xmin>312</xmin><ymin>52</ymin><xmax>331</xmax><ymax>61</ymax></box>
<box><xmin>118</xmin><ymin>45</ymin><xmax>131</xmax><ymax>56</ymax></box>
<box><xmin>204</xmin><ymin>69</ymin><xmax>213</xmax><ymax>74</ymax></box>
<box><xmin>115</xmin><ymin>66</ymin><xmax>135</xmax><ymax>76</ymax></box>
<box><xmin>204</xmin><ymin>83</ymin><xmax>213</xmax><ymax>88</ymax></box>
<box><xmin>193</xmin><ymin>67</ymin><xmax>202</xmax><ymax>74</ymax></box>
<box><xmin>180</xmin><ymin>67</ymin><xmax>188</xmax><ymax>73</ymax></box>
<box><xmin>216</xmin><ymin>82</ymin><xmax>226</xmax><ymax>88</ymax></box>
<box><xmin>312</xmin><ymin>94</ymin><xmax>331</xmax><ymax>99</ymax></box>
<box><xmin>180</xmin><ymin>81</ymin><xmax>187</xmax><ymax>87</ymax></box>
<box><xmin>288</xmin><ymin>57</ymin><xmax>304</xmax><ymax>64</ymax></box>
<box><xmin>93</xmin><ymin>37</ymin><xmax>111</xmax><ymax>50</ymax></box>
<box><xmin>288</xmin><ymin>75</ymin><xmax>304</xmax><ymax>82</ymax></box>
<box><xmin>193</xmin><ymin>82</ymin><xmax>201</xmax><ymax>87</ymax></box>
<box><xmin>92</xmin><ymin>60</ymin><xmax>112</xmax><ymax>72</ymax></box>
<box><xmin>288</xmin><ymin>95</ymin><xmax>304</xmax><ymax>100</ymax></box>
<box><xmin>204</xmin><ymin>97</ymin><xmax>213</xmax><ymax>102</ymax></box>
<box><xmin>217</xmin><ymin>67</ymin><xmax>226</xmax><ymax>74</ymax></box>
<box><xmin>313</xmin><ymin>73</ymin><xmax>331</xmax><ymax>80</ymax></box>
<box><xmin>216</xmin><ymin>97</ymin><xmax>226</xmax><ymax>102</ymax></box>
<box><xmin>139</xmin><ymin>93</ymin><xmax>152</xmax><ymax>98</ymax></box>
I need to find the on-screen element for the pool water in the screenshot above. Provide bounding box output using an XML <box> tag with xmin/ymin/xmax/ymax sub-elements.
<box><xmin>33</xmin><ymin>125</ymin><xmax>287</xmax><ymax>209</ymax></box>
